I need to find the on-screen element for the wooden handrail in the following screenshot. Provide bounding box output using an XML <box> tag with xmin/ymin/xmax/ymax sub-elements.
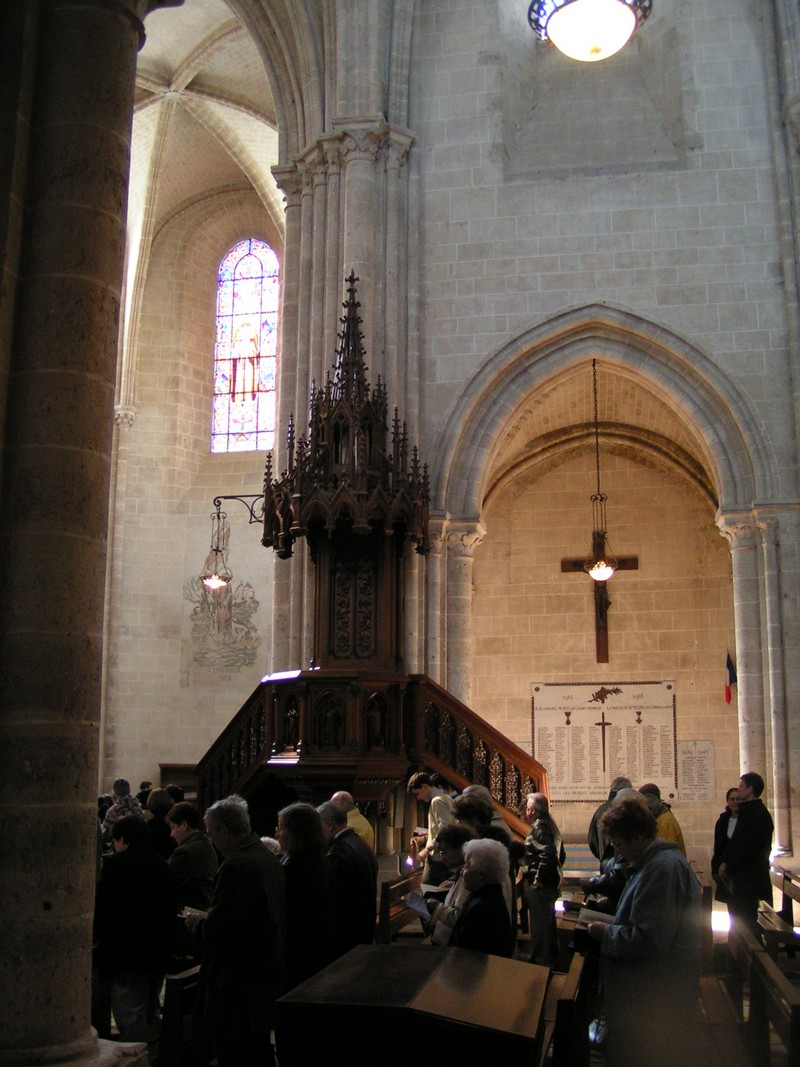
<box><xmin>194</xmin><ymin>670</ymin><xmax>548</xmax><ymax>840</ymax></box>
<box><xmin>408</xmin><ymin>674</ymin><xmax>548</xmax><ymax>840</ymax></box>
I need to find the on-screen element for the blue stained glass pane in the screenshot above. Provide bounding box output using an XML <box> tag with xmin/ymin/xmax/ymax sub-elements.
<box><xmin>212</xmin><ymin>394</ymin><xmax>230</xmax><ymax>433</ymax></box>
<box><xmin>217</xmin><ymin>283</ymin><xmax>233</xmax><ymax>317</ymax></box>
<box><xmin>214</xmin><ymin>361</ymin><xmax>231</xmax><ymax>392</ymax></box>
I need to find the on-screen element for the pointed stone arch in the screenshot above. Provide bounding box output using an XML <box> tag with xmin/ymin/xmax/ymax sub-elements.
<box><xmin>432</xmin><ymin>303</ymin><xmax>776</xmax><ymax>521</ymax></box>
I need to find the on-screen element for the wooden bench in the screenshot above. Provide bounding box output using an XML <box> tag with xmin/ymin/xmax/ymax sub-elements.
<box><xmin>157</xmin><ymin>964</ymin><xmax>201</xmax><ymax>1067</ymax></box>
<box><xmin>723</xmin><ymin>923</ymin><xmax>800</xmax><ymax>1065</ymax></box>
<box><xmin>535</xmin><ymin>950</ymin><xmax>594</xmax><ymax>1067</ymax></box>
<box><xmin>771</xmin><ymin>861</ymin><xmax>800</xmax><ymax>926</ymax></box>
<box><xmin>375</xmin><ymin>868</ymin><xmax>423</xmax><ymax>944</ymax></box>
<box><xmin>697</xmin><ymin>975</ymin><xmax>750</xmax><ymax>1067</ymax></box>
<box><xmin>758</xmin><ymin>900</ymin><xmax>800</xmax><ymax>960</ymax></box>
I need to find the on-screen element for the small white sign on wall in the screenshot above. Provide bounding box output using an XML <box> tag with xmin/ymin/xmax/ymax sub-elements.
<box><xmin>677</xmin><ymin>739</ymin><xmax>715</xmax><ymax>803</ymax></box>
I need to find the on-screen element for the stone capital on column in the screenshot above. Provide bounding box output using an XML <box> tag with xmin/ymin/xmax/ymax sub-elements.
<box><xmin>446</xmin><ymin>522</ymin><xmax>486</xmax><ymax>559</ymax></box>
<box><xmin>272</xmin><ymin>163</ymin><xmax>302</xmax><ymax>209</ymax></box>
<box><xmin>385</xmin><ymin>126</ymin><xmax>415</xmax><ymax>171</ymax></box>
<box><xmin>716</xmin><ymin>510</ymin><xmax>758</xmax><ymax>550</ymax></box>
<box><xmin>332</xmin><ymin>115</ymin><xmax>388</xmax><ymax>165</ymax></box>
<box><xmin>115</xmin><ymin>403</ymin><xmax>137</xmax><ymax>428</ymax></box>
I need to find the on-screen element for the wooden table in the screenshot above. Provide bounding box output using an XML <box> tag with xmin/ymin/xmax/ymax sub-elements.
<box><xmin>277</xmin><ymin>944</ymin><xmax>551</xmax><ymax>1065</ymax></box>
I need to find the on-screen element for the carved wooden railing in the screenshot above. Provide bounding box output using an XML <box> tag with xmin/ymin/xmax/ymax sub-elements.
<box><xmin>407</xmin><ymin>674</ymin><xmax>547</xmax><ymax>840</ymax></box>
<box><xmin>195</xmin><ymin>670</ymin><xmax>547</xmax><ymax>839</ymax></box>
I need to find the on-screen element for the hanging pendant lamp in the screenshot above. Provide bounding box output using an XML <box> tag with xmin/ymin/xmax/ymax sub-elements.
<box><xmin>584</xmin><ymin>359</ymin><xmax>617</xmax><ymax>582</ymax></box>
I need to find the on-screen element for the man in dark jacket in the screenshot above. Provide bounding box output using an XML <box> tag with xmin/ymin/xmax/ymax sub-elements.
<box><xmin>318</xmin><ymin>800</ymin><xmax>378</xmax><ymax>954</ymax></box>
<box><xmin>94</xmin><ymin>815</ymin><xmax>176</xmax><ymax>1042</ymax></box>
<box><xmin>718</xmin><ymin>771</ymin><xmax>774</xmax><ymax>939</ymax></box>
<box><xmin>167</xmin><ymin>801</ymin><xmax>219</xmax><ymax>910</ymax></box>
<box><xmin>524</xmin><ymin>792</ymin><xmax>566</xmax><ymax>966</ymax></box>
<box><xmin>186</xmin><ymin>795</ymin><xmax>286</xmax><ymax>1067</ymax></box>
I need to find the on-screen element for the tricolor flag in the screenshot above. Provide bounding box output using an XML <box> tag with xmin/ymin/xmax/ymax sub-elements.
<box><xmin>725</xmin><ymin>652</ymin><xmax>737</xmax><ymax>704</ymax></box>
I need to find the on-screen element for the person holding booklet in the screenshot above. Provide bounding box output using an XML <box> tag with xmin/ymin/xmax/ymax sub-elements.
<box><xmin>586</xmin><ymin>794</ymin><xmax>702</xmax><ymax>1067</ymax></box>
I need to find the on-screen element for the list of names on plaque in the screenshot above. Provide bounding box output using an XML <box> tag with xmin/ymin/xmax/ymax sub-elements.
<box><xmin>531</xmin><ymin>681</ymin><xmax>677</xmax><ymax>802</ymax></box>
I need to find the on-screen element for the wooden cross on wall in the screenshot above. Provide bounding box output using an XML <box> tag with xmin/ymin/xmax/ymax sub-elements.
<box><xmin>560</xmin><ymin>554</ymin><xmax>638</xmax><ymax>662</ymax></box>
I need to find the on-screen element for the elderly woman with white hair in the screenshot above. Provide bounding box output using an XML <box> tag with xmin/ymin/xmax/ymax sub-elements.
<box><xmin>450</xmin><ymin>838</ymin><xmax>516</xmax><ymax>958</ymax></box>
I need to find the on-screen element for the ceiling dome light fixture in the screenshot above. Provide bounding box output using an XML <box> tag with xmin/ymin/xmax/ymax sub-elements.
<box><xmin>528</xmin><ymin>0</ymin><xmax>653</xmax><ymax>63</ymax></box>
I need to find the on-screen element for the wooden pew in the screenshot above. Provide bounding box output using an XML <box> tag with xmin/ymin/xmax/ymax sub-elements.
<box><xmin>757</xmin><ymin>864</ymin><xmax>800</xmax><ymax>961</ymax></box>
<box><xmin>746</xmin><ymin>935</ymin><xmax>800</xmax><ymax>1064</ymax></box>
<box><xmin>697</xmin><ymin>975</ymin><xmax>750</xmax><ymax>1067</ymax></box>
<box><xmin>724</xmin><ymin>924</ymin><xmax>800</xmax><ymax>1066</ymax></box>
<box><xmin>157</xmin><ymin>964</ymin><xmax>201</xmax><ymax>1067</ymax></box>
<box><xmin>375</xmin><ymin>868</ymin><xmax>423</xmax><ymax>944</ymax></box>
<box><xmin>771</xmin><ymin>861</ymin><xmax>800</xmax><ymax>925</ymax></box>
<box><xmin>535</xmin><ymin>950</ymin><xmax>593</xmax><ymax>1067</ymax></box>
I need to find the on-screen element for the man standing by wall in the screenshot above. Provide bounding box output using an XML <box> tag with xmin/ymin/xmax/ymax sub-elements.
<box><xmin>718</xmin><ymin>772</ymin><xmax>774</xmax><ymax>940</ymax></box>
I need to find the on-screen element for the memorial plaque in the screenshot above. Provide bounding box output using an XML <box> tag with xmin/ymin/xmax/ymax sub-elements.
<box><xmin>532</xmin><ymin>681</ymin><xmax>677</xmax><ymax>802</ymax></box>
<box><xmin>678</xmin><ymin>739</ymin><xmax>715</xmax><ymax>802</ymax></box>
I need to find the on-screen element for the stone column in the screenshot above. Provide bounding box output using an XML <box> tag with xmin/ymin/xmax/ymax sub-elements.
<box><xmin>322</xmin><ymin>137</ymin><xmax>343</xmax><ymax>361</ymax></box>
<box><xmin>445</xmin><ymin>523</ymin><xmax>486</xmax><ymax>705</ymax></box>
<box><xmin>424</xmin><ymin>520</ymin><xmax>447</xmax><ymax>686</ymax></box>
<box><xmin>269</xmin><ymin>166</ymin><xmax>302</xmax><ymax>671</ymax></box>
<box><xmin>333</xmin><ymin>118</ymin><xmax>387</xmax><ymax>366</ymax></box>
<box><xmin>717</xmin><ymin>513</ymin><xmax>766</xmax><ymax>773</ymax></box>
<box><xmin>0</xmin><ymin>1</ymin><xmax>163</xmax><ymax>1063</ymax></box>
<box><xmin>384</xmin><ymin>128</ymin><xmax>414</xmax><ymax>414</ymax></box>
<box><xmin>757</xmin><ymin>514</ymin><xmax>793</xmax><ymax>854</ymax></box>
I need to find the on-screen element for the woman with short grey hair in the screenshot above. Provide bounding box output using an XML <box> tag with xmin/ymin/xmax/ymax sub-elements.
<box><xmin>450</xmin><ymin>838</ymin><xmax>515</xmax><ymax>957</ymax></box>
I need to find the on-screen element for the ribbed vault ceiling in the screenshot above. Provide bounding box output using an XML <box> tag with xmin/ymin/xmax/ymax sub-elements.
<box><xmin>489</xmin><ymin>361</ymin><xmax>717</xmax><ymax>507</ymax></box>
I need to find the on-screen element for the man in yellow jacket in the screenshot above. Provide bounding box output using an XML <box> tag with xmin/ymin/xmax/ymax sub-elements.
<box><xmin>639</xmin><ymin>783</ymin><xmax>686</xmax><ymax>856</ymax></box>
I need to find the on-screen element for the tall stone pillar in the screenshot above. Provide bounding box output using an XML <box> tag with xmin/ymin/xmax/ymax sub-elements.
<box><xmin>334</xmin><ymin>118</ymin><xmax>387</xmax><ymax>363</ymax></box>
<box><xmin>0</xmin><ymin>1</ymin><xmax>168</xmax><ymax>1062</ymax></box>
<box><xmin>717</xmin><ymin>513</ymin><xmax>766</xmax><ymax>774</ymax></box>
<box><xmin>445</xmin><ymin>523</ymin><xmax>485</xmax><ymax>705</ymax></box>
<box><xmin>424</xmin><ymin>520</ymin><xmax>447</xmax><ymax>686</ymax></box>
<box><xmin>757</xmin><ymin>513</ymin><xmax>793</xmax><ymax>854</ymax></box>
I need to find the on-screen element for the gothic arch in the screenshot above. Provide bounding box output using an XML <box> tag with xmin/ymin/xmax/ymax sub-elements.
<box><xmin>432</xmin><ymin>303</ymin><xmax>777</xmax><ymax>520</ymax></box>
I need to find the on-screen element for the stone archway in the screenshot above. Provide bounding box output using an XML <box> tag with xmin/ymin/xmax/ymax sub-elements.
<box><xmin>431</xmin><ymin>302</ymin><xmax>776</xmax><ymax>519</ymax></box>
<box><xmin>426</xmin><ymin>304</ymin><xmax>794</xmax><ymax>855</ymax></box>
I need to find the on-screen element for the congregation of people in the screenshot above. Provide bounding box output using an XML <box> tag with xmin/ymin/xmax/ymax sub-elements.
<box><xmin>92</xmin><ymin>768</ymin><xmax>775</xmax><ymax>1067</ymax></box>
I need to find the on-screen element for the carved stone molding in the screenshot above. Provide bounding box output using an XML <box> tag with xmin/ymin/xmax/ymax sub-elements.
<box><xmin>114</xmin><ymin>404</ymin><xmax>136</xmax><ymax>428</ymax></box>
<box><xmin>716</xmin><ymin>512</ymin><xmax>758</xmax><ymax>549</ymax></box>
<box><xmin>446</xmin><ymin>523</ymin><xmax>486</xmax><ymax>559</ymax></box>
<box><xmin>385</xmin><ymin>127</ymin><xmax>415</xmax><ymax>172</ymax></box>
<box><xmin>333</xmin><ymin>117</ymin><xmax>389</xmax><ymax>165</ymax></box>
<box><xmin>271</xmin><ymin>164</ymin><xmax>302</xmax><ymax>208</ymax></box>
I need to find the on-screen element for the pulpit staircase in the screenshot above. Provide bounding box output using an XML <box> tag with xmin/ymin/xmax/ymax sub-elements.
<box><xmin>195</xmin><ymin>277</ymin><xmax>545</xmax><ymax>835</ymax></box>
<box><xmin>195</xmin><ymin>669</ymin><xmax>545</xmax><ymax>838</ymax></box>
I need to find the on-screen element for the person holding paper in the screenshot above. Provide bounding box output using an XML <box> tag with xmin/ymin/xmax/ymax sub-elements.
<box><xmin>586</xmin><ymin>794</ymin><xmax>701</xmax><ymax>1067</ymax></box>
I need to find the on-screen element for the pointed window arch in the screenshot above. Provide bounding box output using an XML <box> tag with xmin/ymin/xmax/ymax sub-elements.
<box><xmin>212</xmin><ymin>238</ymin><xmax>279</xmax><ymax>453</ymax></box>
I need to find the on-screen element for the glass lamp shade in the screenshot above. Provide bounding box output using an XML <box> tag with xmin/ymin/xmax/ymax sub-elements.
<box><xmin>200</xmin><ymin>550</ymin><xmax>231</xmax><ymax>589</ymax></box>
<box><xmin>585</xmin><ymin>529</ymin><xmax>616</xmax><ymax>581</ymax></box>
<box><xmin>529</xmin><ymin>0</ymin><xmax>652</xmax><ymax>64</ymax></box>
<box><xmin>586</xmin><ymin>557</ymin><xmax>616</xmax><ymax>582</ymax></box>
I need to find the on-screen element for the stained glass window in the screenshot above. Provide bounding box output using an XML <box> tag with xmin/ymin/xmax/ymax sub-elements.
<box><xmin>211</xmin><ymin>238</ymin><xmax>279</xmax><ymax>453</ymax></box>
